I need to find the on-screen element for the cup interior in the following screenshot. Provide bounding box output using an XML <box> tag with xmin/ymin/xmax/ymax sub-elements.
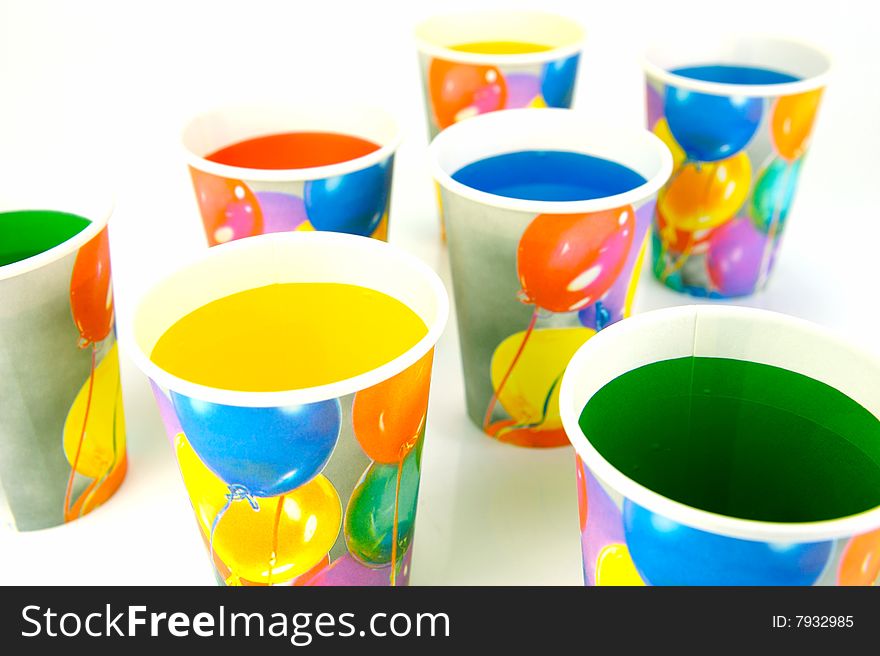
<box><xmin>415</xmin><ymin>11</ymin><xmax>583</xmax><ymax>61</ymax></box>
<box><xmin>644</xmin><ymin>35</ymin><xmax>831</xmax><ymax>95</ymax></box>
<box><xmin>561</xmin><ymin>306</ymin><xmax>880</xmax><ymax>538</ymax></box>
<box><xmin>182</xmin><ymin>104</ymin><xmax>400</xmax><ymax>180</ymax></box>
<box><xmin>129</xmin><ymin>232</ymin><xmax>448</xmax><ymax>406</ymax></box>
<box><xmin>430</xmin><ymin>108</ymin><xmax>672</xmax><ymax>214</ymax></box>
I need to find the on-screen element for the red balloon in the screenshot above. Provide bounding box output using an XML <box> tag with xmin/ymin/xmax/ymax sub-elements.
<box><xmin>352</xmin><ymin>351</ymin><xmax>434</xmax><ymax>463</ymax></box>
<box><xmin>428</xmin><ymin>59</ymin><xmax>507</xmax><ymax>130</ymax></box>
<box><xmin>189</xmin><ymin>168</ymin><xmax>263</xmax><ymax>246</ymax></box>
<box><xmin>517</xmin><ymin>207</ymin><xmax>635</xmax><ymax>313</ymax></box>
<box><xmin>69</xmin><ymin>226</ymin><xmax>114</xmax><ymax>346</ymax></box>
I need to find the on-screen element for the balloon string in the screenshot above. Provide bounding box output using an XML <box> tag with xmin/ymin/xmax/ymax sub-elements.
<box><xmin>78</xmin><ymin>360</ymin><xmax>123</xmax><ymax>518</ymax></box>
<box><xmin>493</xmin><ymin>372</ymin><xmax>562</xmax><ymax>440</ymax></box>
<box><xmin>63</xmin><ymin>342</ymin><xmax>97</xmax><ymax>522</ymax></box>
<box><xmin>209</xmin><ymin>484</ymin><xmax>258</xmax><ymax>581</ymax></box>
<box><xmin>267</xmin><ymin>495</ymin><xmax>285</xmax><ymax>586</ymax></box>
<box><xmin>482</xmin><ymin>308</ymin><xmax>540</xmax><ymax>433</ymax></box>
<box><xmin>390</xmin><ymin>455</ymin><xmax>404</xmax><ymax>587</ymax></box>
<box><xmin>756</xmin><ymin>159</ymin><xmax>790</xmax><ymax>290</ymax></box>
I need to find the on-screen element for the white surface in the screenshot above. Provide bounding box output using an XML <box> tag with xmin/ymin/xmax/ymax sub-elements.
<box><xmin>1</xmin><ymin>0</ymin><xmax>878</xmax><ymax>586</ymax></box>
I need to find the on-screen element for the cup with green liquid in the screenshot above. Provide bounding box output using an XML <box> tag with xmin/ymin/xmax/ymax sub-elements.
<box><xmin>560</xmin><ymin>306</ymin><xmax>880</xmax><ymax>585</ymax></box>
<box><xmin>0</xmin><ymin>177</ymin><xmax>126</xmax><ymax>531</ymax></box>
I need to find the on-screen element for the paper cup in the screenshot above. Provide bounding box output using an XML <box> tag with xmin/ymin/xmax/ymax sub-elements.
<box><xmin>643</xmin><ymin>35</ymin><xmax>831</xmax><ymax>297</ymax></box>
<box><xmin>127</xmin><ymin>232</ymin><xmax>448</xmax><ymax>586</ymax></box>
<box><xmin>560</xmin><ymin>305</ymin><xmax>880</xmax><ymax>586</ymax></box>
<box><xmin>182</xmin><ymin>103</ymin><xmax>402</xmax><ymax>246</ymax></box>
<box><xmin>430</xmin><ymin>108</ymin><xmax>672</xmax><ymax>448</ymax></box>
<box><xmin>416</xmin><ymin>11</ymin><xmax>585</xmax><ymax>139</ymax></box>
<box><xmin>0</xmin><ymin>175</ymin><xmax>125</xmax><ymax>531</ymax></box>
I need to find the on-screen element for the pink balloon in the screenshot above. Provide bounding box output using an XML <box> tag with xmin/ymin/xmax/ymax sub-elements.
<box><xmin>706</xmin><ymin>217</ymin><xmax>775</xmax><ymax>297</ymax></box>
<box><xmin>150</xmin><ymin>380</ymin><xmax>183</xmax><ymax>446</ymax></box>
<box><xmin>505</xmin><ymin>73</ymin><xmax>542</xmax><ymax>108</ymax></box>
<box><xmin>306</xmin><ymin>551</ymin><xmax>412</xmax><ymax>586</ymax></box>
<box><xmin>255</xmin><ymin>191</ymin><xmax>308</xmax><ymax>233</ymax></box>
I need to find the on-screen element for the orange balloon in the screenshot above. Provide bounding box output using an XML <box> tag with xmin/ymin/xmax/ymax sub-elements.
<box><xmin>428</xmin><ymin>59</ymin><xmax>507</xmax><ymax>130</ymax></box>
<box><xmin>352</xmin><ymin>350</ymin><xmax>434</xmax><ymax>463</ymax></box>
<box><xmin>69</xmin><ymin>226</ymin><xmax>114</xmax><ymax>346</ymax></box>
<box><xmin>838</xmin><ymin>529</ymin><xmax>880</xmax><ymax>586</ymax></box>
<box><xmin>658</xmin><ymin>153</ymin><xmax>751</xmax><ymax>233</ymax></box>
<box><xmin>771</xmin><ymin>89</ymin><xmax>823</xmax><ymax>161</ymax></box>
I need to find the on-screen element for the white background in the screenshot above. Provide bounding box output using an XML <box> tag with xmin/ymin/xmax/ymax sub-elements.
<box><xmin>0</xmin><ymin>0</ymin><xmax>878</xmax><ymax>585</ymax></box>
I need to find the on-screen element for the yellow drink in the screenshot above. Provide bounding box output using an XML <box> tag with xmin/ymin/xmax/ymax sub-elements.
<box><xmin>151</xmin><ymin>282</ymin><xmax>427</xmax><ymax>392</ymax></box>
<box><xmin>450</xmin><ymin>41</ymin><xmax>553</xmax><ymax>55</ymax></box>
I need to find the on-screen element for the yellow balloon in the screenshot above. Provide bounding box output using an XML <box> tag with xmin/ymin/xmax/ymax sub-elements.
<box><xmin>175</xmin><ymin>435</ymin><xmax>341</xmax><ymax>584</ymax></box>
<box><xmin>372</xmin><ymin>212</ymin><xmax>389</xmax><ymax>241</ymax></box>
<box><xmin>63</xmin><ymin>343</ymin><xmax>126</xmax><ymax>478</ymax></box>
<box><xmin>658</xmin><ymin>152</ymin><xmax>751</xmax><ymax>232</ymax></box>
<box><xmin>295</xmin><ymin>220</ymin><xmax>314</xmax><ymax>232</ymax></box>
<box><xmin>596</xmin><ymin>543</ymin><xmax>645</xmax><ymax>586</ymax></box>
<box><xmin>652</xmin><ymin>118</ymin><xmax>686</xmax><ymax>171</ymax></box>
<box><xmin>528</xmin><ymin>94</ymin><xmax>548</xmax><ymax>108</ymax></box>
<box><xmin>490</xmin><ymin>327</ymin><xmax>596</xmax><ymax>430</ymax></box>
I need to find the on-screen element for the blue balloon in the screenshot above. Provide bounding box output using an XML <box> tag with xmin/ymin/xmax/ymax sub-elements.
<box><xmin>664</xmin><ymin>87</ymin><xmax>763</xmax><ymax>162</ymax></box>
<box><xmin>541</xmin><ymin>54</ymin><xmax>580</xmax><ymax>108</ymax></box>
<box><xmin>623</xmin><ymin>501</ymin><xmax>832</xmax><ymax>585</ymax></box>
<box><xmin>304</xmin><ymin>158</ymin><xmax>393</xmax><ymax>236</ymax></box>
<box><xmin>750</xmin><ymin>157</ymin><xmax>802</xmax><ymax>233</ymax></box>
<box><xmin>171</xmin><ymin>393</ymin><xmax>341</xmax><ymax>497</ymax></box>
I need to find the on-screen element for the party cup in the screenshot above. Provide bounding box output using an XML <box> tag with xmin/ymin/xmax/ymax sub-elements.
<box><xmin>0</xmin><ymin>175</ymin><xmax>125</xmax><ymax>531</ymax></box>
<box><xmin>415</xmin><ymin>11</ymin><xmax>585</xmax><ymax>139</ymax></box>
<box><xmin>430</xmin><ymin>109</ymin><xmax>672</xmax><ymax>448</ymax></box>
<box><xmin>560</xmin><ymin>305</ymin><xmax>880</xmax><ymax>586</ymax></box>
<box><xmin>644</xmin><ymin>36</ymin><xmax>831</xmax><ymax>297</ymax></box>
<box><xmin>126</xmin><ymin>232</ymin><xmax>448</xmax><ymax>586</ymax></box>
<box><xmin>182</xmin><ymin>103</ymin><xmax>401</xmax><ymax>246</ymax></box>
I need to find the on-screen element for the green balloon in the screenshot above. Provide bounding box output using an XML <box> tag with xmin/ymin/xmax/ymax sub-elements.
<box><xmin>344</xmin><ymin>446</ymin><xmax>421</xmax><ymax>567</ymax></box>
<box><xmin>749</xmin><ymin>157</ymin><xmax>802</xmax><ymax>234</ymax></box>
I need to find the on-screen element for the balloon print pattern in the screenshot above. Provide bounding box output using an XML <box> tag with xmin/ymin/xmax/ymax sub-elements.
<box><xmin>63</xmin><ymin>226</ymin><xmax>126</xmax><ymax>523</ymax></box>
<box><xmin>648</xmin><ymin>81</ymin><xmax>824</xmax><ymax>297</ymax></box>
<box><xmin>425</xmin><ymin>54</ymin><xmax>579</xmax><ymax>133</ymax></box>
<box><xmin>188</xmin><ymin>157</ymin><xmax>393</xmax><ymax>247</ymax></box>
<box><xmin>483</xmin><ymin>207</ymin><xmax>638</xmax><ymax>447</ymax></box>
<box><xmin>159</xmin><ymin>350</ymin><xmax>434</xmax><ymax>586</ymax></box>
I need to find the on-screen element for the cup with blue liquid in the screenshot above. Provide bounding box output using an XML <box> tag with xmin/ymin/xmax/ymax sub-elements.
<box><xmin>644</xmin><ymin>35</ymin><xmax>831</xmax><ymax>297</ymax></box>
<box><xmin>429</xmin><ymin>108</ymin><xmax>672</xmax><ymax>447</ymax></box>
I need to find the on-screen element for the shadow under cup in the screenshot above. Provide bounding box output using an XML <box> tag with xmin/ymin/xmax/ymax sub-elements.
<box><xmin>643</xmin><ymin>36</ymin><xmax>831</xmax><ymax>297</ymax></box>
<box><xmin>127</xmin><ymin>232</ymin><xmax>448</xmax><ymax>586</ymax></box>
<box><xmin>182</xmin><ymin>104</ymin><xmax>401</xmax><ymax>246</ymax></box>
<box><xmin>0</xmin><ymin>180</ymin><xmax>125</xmax><ymax>531</ymax></box>
<box><xmin>430</xmin><ymin>108</ymin><xmax>672</xmax><ymax>448</ymax></box>
<box><xmin>560</xmin><ymin>306</ymin><xmax>880</xmax><ymax>586</ymax></box>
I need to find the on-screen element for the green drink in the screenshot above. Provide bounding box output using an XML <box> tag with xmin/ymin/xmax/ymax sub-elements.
<box><xmin>0</xmin><ymin>209</ymin><xmax>90</xmax><ymax>267</ymax></box>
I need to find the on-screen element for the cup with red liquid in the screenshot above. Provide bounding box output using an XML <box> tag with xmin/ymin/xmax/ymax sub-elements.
<box><xmin>182</xmin><ymin>104</ymin><xmax>401</xmax><ymax>246</ymax></box>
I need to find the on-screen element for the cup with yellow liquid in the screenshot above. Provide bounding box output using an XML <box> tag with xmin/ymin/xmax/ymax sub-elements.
<box><xmin>416</xmin><ymin>11</ymin><xmax>585</xmax><ymax>139</ymax></box>
<box><xmin>126</xmin><ymin>232</ymin><xmax>448</xmax><ymax>586</ymax></box>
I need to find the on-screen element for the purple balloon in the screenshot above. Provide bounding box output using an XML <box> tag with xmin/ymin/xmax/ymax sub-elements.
<box><xmin>581</xmin><ymin>460</ymin><xmax>626</xmax><ymax>586</ymax></box>
<box><xmin>706</xmin><ymin>217</ymin><xmax>775</xmax><ymax>297</ymax></box>
<box><xmin>305</xmin><ymin>550</ymin><xmax>412</xmax><ymax>586</ymax></box>
<box><xmin>150</xmin><ymin>380</ymin><xmax>183</xmax><ymax>446</ymax></box>
<box><xmin>255</xmin><ymin>191</ymin><xmax>308</xmax><ymax>233</ymax></box>
<box><xmin>579</xmin><ymin>201</ymin><xmax>653</xmax><ymax>330</ymax></box>
<box><xmin>645</xmin><ymin>84</ymin><xmax>663</xmax><ymax>130</ymax></box>
<box><xmin>505</xmin><ymin>73</ymin><xmax>543</xmax><ymax>109</ymax></box>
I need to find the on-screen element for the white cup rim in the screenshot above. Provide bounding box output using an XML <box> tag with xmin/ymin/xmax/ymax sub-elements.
<box><xmin>181</xmin><ymin>102</ymin><xmax>404</xmax><ymax>183</ymax></box>
<box><xmin>559</xmin><ymin>305</ymin><xmax>880</xmax><ymax>543</ymax></box>
<box><xmin>123</xmin><ymin>231</ymin><xmax>449</xmax><ymax>408</ymax></box>
<box><xmin>429</xmin><ymin>108</ymin><xmax>673</xmax><ymax>215</ymax></box>
<box><xmin>642</xmin><ymin>33</ymin><xmax>832</xmax><ymax>98</ymax></box>
<box><xmin>414</xmin><ymin>10</ymin><xmax>585</xmax><ymax>67</ymax></box>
